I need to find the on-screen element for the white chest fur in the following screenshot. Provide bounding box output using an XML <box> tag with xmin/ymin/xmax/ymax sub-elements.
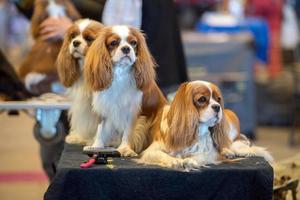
<box><xmin>67</xmin><ymin>77</ymin><xmax>99</xmax><ymax>141</ymax></box>
<box><xmin>172</xmin><ymin>124</ymin><xmax>219</xmax><ymax>163</ymax></box>
<box><xmin>92</xmin><ymin>65</ymin><xmax>143</xmax><ymax>133</ymax></box>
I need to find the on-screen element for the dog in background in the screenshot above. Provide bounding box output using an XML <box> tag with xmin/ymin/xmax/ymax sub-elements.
<box><xmin>18</xmin><ymin>0</ymin><xmax>80</xmax><ymax>95</ymax></box>
<box><xmin>139</xmin><ymin>81</ymin><xmax>273</xmax><ymax>171</ymax></box>
<box><xmin>83</xmin><ymin>25</ymin><xmax>167</xmax><ymax>157</ymax></box>
<box><xmin>56</xmin><ymin>19</ymin><xmax>104</xmax><ymax>145</ymax></box>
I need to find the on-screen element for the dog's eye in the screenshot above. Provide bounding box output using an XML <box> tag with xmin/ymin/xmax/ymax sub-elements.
<box><xmin>84</xmin><ymin>35</ymin><xmax>94</xmax><ymax>42</ymax></box>
<box><xmin>130</xmin><ymin>40</ymin><xmax>137</xmax><ymax>47</ymax></box>
<box><xmin>217</xmin><ymin>97</ymin><xmax>221</xmax><ymax>102</ymax></box>
<box><xmin>70</xmin><ymin>32</ymin><xmax>76</xmax><ymax>39</ymax></box>
<box><xmin>110</xmin><ymin>40</ymin><xmax>119</xmax><ymax>46</ymax></box>
<box><xmin>198</xmin><ymin>96</ymin><xmax>207</xmax><ymax>103</ymax></box>
<box><xmin>194</xmin><ymin>96</ymin><xmax>207</xmax><ymax>107</ymax></box>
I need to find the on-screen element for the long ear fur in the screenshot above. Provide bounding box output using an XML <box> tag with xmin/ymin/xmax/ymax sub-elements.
<box><xmin>131</xmin><ymin>28</ymin><xmax>156</xmax><ymax>91</ymax></box>
<box><xmin>209</xmin><ymin>84</ymin><xmax>231</xmax><ymax>152</ymax></box>
<box><xmin>84</xmin><ymin>28</ymin><xmax>113</xmax><ymax>91</ymax></box>
<box><xmin>56</xmin><ymin>29</ymin><xmax>80</xmax><ymax>87</ymax></box>
<box><xmin>165</xmin><ymin>83</ymin><xmax>199</xmax><ymax>152</ymax></box>
<box><xmin>210</xmin><ymin>116</ymin><xmax>231</xmax><ymax>152</ymax></box>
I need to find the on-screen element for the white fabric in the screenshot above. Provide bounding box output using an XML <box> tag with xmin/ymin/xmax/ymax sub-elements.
<box><xmin>281</xmin><ymin>3</ymin><xmax>300</xmax><ymax>49</ymax></box>
<box><xmin>228</xmin><ymin>0</ymin><xmax>244</xmax><ymax>19</ymax></box>
<box><xmin>102</xmin><ymin>0</ymin><xmax>142</xmax><ymax>28</ymax></box>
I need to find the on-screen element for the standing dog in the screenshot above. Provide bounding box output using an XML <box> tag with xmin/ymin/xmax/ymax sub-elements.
<box><xmin>57</xmin><ymin>19</ymin><xmax>104</xmax><ymax>145</ymax></box>
<box><xmin>83</xmin><ymin>25</ymin><xmax>167</xmax><ymax>156</ymax></box>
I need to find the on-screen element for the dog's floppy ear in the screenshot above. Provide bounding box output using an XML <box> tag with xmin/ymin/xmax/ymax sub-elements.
<box><xmin>210</xmin><ymin>116</ymin><xmax>231</xmax><ymax>152</ymax></box>
<box><xmin>56</xmin><ymin>26</ymin><xmax>80</xmax><ymax>87</ymax></box>
<box><xmin>84</xmin><ymin>28</ymin><xmax>113</xmax><ymax>91</ymax></box>
<box><xmin>165</xmin><ymin>82</ymin><xmax>198</xmax><ymax>152</ymax></box>
<box><xmin>131</xmin><ymin>28</ymin><xmax>156</xmax><ymax>91</ymax></box>
<box><xmin>209</xmin><ymin>83</ymin><xmax>231</xmax><ymax>152</ymax></box>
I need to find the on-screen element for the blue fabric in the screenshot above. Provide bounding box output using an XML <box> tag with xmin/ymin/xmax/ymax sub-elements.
<box><xmin>197</xmin><ymin>17</ymin><xmax>269</xmax><ymax>63</ymax></box>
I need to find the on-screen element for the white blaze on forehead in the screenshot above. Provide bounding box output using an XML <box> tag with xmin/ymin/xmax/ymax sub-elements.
<box><xmin>189</xmin><ymin>80</ymin><xmax>220</xmax><ymax>105</ymax></box>
<box><xmin>77</xmin><ymin>19</ymin><xmax>91</xmax><ymax>33</ymax></box>
<box><xmin>189</xmin><ymin>80</ymin><xmax>212</xmax><ymax>95</ymax></box>
<box><xmin>112</xmin><ymin>25</ymin><xmax>130</xmax><ymax>40</ymax></box>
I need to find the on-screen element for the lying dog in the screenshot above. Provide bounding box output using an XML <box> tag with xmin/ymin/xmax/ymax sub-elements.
<box><xmin>139</xmin><ymin>81</ymin><xmax>273</xmax><ymax>171</ymax></box>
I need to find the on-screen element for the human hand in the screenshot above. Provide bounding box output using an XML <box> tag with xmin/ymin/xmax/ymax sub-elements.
<box><xmin>39</xmin><ymin>16</ymin><xmax>73</xmax><ymax>41</ymax></box>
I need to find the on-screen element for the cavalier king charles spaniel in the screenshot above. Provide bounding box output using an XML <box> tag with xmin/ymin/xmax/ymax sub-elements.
<box><xmin>18</xmin><ymin>0</ymin><xmax>80</xmax><ymax>94</ymax></box>
<box><xmin>139</xmin><ymin>81</ymin><xmax>273</xmax><ymax>171</ymax></box>
<box><xmin>82</xmin><ymin>25</ymin><xmax>167</xmax><ymax>157</ymax></box>
<box><xmin>56</xmin><ymin>19</ymin><xmax>104</xmax><ymax>145</ymax></box>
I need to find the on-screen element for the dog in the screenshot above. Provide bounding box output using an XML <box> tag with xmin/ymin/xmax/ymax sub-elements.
<box><xmin>56</xmin><ymin>19</ymin><xmax>104</xmax><ymax>145</ymax></box>
<box><xmin>139</xmin><ymin>81</ymin><xmax>273</xmax><ymax>171</ymax></box>
<box><xmin>83</xmin><ymin>25</ymin><xmax>167</xmax><ymax>157</ymax></box>
<box><xmin>18</xmin><ymin>0</ymin><xmax>80</xmax><ymax>94</ymax></box>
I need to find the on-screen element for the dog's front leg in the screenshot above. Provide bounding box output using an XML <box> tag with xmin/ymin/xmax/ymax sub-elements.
<box><xmin>83</xmin><ymin>122</ymin><xmax>105</xmax><ymax>151</ymax></box>
<box><xmin>92</xmin><ymin>123</ymin><xmax>106</xmax><ymax>148</ymax></box>
<box><xmin>117</xmin><ymin>127</ymin><xmax>138</xmax><ymax>157</ymax></box>
<box><xmin>138</xmin><ymin>142</ymin><xmax>184</xmax><ymax>169</ymax></box>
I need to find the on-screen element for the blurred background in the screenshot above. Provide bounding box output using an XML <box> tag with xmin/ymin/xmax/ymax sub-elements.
<box><xmin>0</xmin><ymin>0</ymin><xmax>300</xmax><ymax>199</ymax></box>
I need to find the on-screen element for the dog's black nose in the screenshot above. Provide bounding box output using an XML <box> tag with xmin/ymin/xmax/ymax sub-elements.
<box><xmin>73</xmin><ymin>40</ymin><xmax>81</xmax><ymax>47</ymax></box>
<box><xmin>212</xmin><ymin>104</ymin><xmax>220</xmax><ymax>113</ymax></box>
<box><xmin>121</xmin><ymin>46</ymin><xmax>130</xmax><ymax>54</ymax></box>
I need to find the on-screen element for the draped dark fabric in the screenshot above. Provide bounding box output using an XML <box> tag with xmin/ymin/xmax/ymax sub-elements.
<box><xmin>45</xmin><ymin>144</ymin><xmax>274</xmax><ymax>200</ymax></box>
<box><xmin>141</xmin><ymin>0</ymin><xmax>188</xmax><ymax>91</ymax></box>
<box><xmin>0</xmin><ymin>51</ymin><xmax>31</xmax><ymax>100</ymax></box>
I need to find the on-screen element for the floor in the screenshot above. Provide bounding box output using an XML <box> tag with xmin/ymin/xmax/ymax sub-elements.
<box><xmin>0</xmin><ymin>112</ymin><xmax>300</xmax><ymax>200</ymax></box>
<box><xmin>0</xmin><ymin>112</ymin><xmax>48</xmax><ymax>200</ymax></box>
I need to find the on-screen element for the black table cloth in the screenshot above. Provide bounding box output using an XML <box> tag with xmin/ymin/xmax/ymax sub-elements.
<box><xmin>44</xmin><ymin>144</ymin><xmax>274</xmax><ymax>200</ymax></box>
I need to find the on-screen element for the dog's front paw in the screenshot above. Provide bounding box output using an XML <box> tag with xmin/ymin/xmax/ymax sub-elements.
<box><xmin>170</xmin><ymin>159</ymin><xmax>184</xmax><ymax>169</ymax></box>
<box><xmin>66</xmin><ymin>134</ymin><xmax>88</xmax><ymax>145</ymax></box>
<box><xmin>84</xmin><ymin>139</ymin><xmax>94</xmax><ymax>146</ymax></box>
<box><xmin>117</xmin><ymin>144</ymin><xmax>138</xmax><ymax>157</ymax></box>
<box><xmin>182</xmin><ymin>158</ymin><xmax>200</xmax><ymax>171</ymax></box>
<box><xmin>221</xmin><ymin>148</ymin><xmax>236</xmax><ymax>159</ymax></box>
<box><xmin>235</xmin><ymin>151</ymin><xmax>257</xmax><ymax>158</ymax></box>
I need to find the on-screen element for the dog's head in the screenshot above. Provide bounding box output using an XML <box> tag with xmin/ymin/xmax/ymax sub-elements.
<box><xmin>188</xmin><ymin>81</ymin><xmax>224</xmax><ymax>127</ymax></box>
<box><xmin>56</xmin><ymin>19</ymin><xmax>104</xmax><ymax>87</ymax></box>
<box><xmin>84</xmin><ymin>25</ymin><xmax>156</xmax><ymax>91</ymax></box>
<box><xmin>166</xmin><ymin>81</ymin><xmax>230</xmax><ymax>152</ymax></box>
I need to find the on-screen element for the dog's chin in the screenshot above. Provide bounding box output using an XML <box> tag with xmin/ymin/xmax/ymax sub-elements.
<box><xmin>114</xmin><ymin>56</ymin><xmax>135</xmax><ymax>66</ymax></box>
<box><xmin>72</xmin><ymin>51</ymin><xmax>84</xmax><ymax>59</ymax></box>
<box><xmin>201</xmin><ymin>117</ymin><xmax>219</xmax><ymax>127</ymax></box>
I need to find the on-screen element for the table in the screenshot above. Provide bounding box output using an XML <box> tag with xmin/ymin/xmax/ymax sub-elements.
<box><xmin>44</xmin><ymin>144</ymin><xmax>274</xmax><ymax>200</ymax></box>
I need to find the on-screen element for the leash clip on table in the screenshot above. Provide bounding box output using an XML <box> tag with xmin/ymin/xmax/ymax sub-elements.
<box><xmin>81</xmin><ymin>147</ymin><xmax>121</xmax><ymax>168</ymax></box>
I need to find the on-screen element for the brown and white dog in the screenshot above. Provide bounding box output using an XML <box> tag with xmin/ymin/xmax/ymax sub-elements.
<box><xmin>56</xmin><ymin>19</ymin><xmax>104</xmax><ymax>145</ymax></box>
<box><xmin>83</xmin><ymin>25</ymin><xmax>167</xmax><ymax>157</ymax></box>
<box><xmin>18</xmin><ymin>0</ymin><xmax>80</xmax><ymax>94</ymax></box>
<box><xmin>139</xmin><ymin>81</ymin><xmax>273</xmax><ymax>171</ymax></box>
